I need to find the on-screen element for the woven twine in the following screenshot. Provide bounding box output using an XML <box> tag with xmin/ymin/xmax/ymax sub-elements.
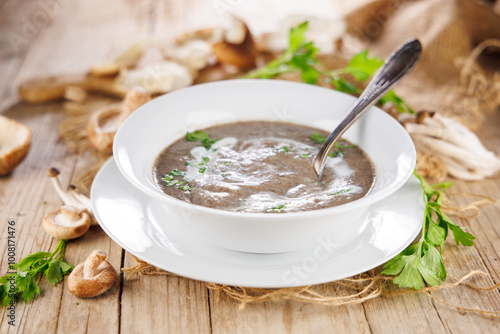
<box><xmin>58</xmin><ymin>0</ymin><xmax>500</xmax><ymax>316</ymax></box>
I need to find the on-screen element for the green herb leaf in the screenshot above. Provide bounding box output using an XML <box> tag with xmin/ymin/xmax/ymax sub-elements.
<box><xmin>186</xmin><ymin>130</ymin><xmax>210</xmax><ymax>142</ymax></box>
<box><xmin>330</xmin><ymin>189</ymin><xmax>352</xmax><ymax>195</ymax></box>
<box><xmin>266</xmin><ymin>203</ymin><xmax>287</xmax><ymax>212</ymax></box>
<box><xmin>165</xmin><ymin>180</ymin><xmax>179</xmax><ymax>187</ymax></box>
<box><xmin>310</xmin><ymin>132</ymin><xmax>326</xmax><ymax>144</ymax></box>
<box><xmin>382</xmin><ymin>171</ymin><xmax>475</xmax><ymax>290</ymax></box>
<box><xmin>45</xmin><ymin>260</ymin><xmax>64</xmax><ymax>286</ymax></box>
<box><xmin>379</xmin><ymin>90</ymin><xmax>415</xmax><ymax>114</ymax></box>
<box><xmin>186</xmin><ymin>131</ymin><xmax>219</xmax><ymax>149</ymax></box>
<box><xmin>1</xmin><ymin>240</ymin><xmax>72</xmax><ymax>306</ymax></box>
<box><xmin>341</xmin><ymin>50</ymin><xmax>383</xmax><ymax>81</ymax></box>
<box><xmin>244</xmin><ymin>22</ymin><xmax>320</xmax><ymax>84</ymax></box>
<box><xmin>169</xmin><ymin>169</ymin><xmax>183</xmax><ymax>176</ymax></box>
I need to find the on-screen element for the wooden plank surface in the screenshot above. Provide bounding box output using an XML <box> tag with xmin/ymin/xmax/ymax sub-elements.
<box><xmin>1</xmin><ymin>0</ymin><xmax>500</xmax><ymax>333</ymax></box>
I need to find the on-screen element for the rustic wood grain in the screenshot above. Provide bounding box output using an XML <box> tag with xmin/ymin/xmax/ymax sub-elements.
<box><xmin>1</xmin><ymin>0</ymin><xmax>500</xmax><ymax>333</ymax></box>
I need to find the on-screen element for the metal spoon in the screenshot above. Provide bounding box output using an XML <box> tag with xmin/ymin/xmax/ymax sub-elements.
<box><xmin>313</xmin><ymin>39</ymin><xmax>422</xmax><ymax>177</ymax></box>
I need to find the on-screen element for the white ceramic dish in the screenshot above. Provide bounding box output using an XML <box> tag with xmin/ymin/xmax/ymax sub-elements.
<box><xmin>91</xmin><ymin>158</ymin><xmax>424</xmax><ymax>288</ymax></box>
<box><xmin>113</xmin><ymin>79</ymin><xmax>416</xmax><ymax>253</ymax></box>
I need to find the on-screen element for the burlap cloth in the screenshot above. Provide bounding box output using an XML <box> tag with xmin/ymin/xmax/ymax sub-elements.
<box><xmin>68</xmin><ymin>0</ymin><xmax>500</xmax><ymax>315</ymax></box>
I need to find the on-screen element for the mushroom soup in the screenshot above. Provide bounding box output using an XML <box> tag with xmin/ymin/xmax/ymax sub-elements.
<box><xmin>153</xmin><ymin>121</ymin><xmax>375</xmax><ymax>213</ymax></box>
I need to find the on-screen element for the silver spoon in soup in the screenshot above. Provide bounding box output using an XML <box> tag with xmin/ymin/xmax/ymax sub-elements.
<box><xmin>313</xmin><ymin>39</ymin><xmax>422</xmax><ymax>177</ymax></box>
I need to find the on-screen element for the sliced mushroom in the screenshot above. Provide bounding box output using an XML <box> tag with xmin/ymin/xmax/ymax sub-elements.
<box><xmin>256</xmin><ymin>16</ymin><xmax>346</xmax><ymax>54</ymax></box>
<box><xmin>167</xmin><ymin>39</ymin><xmax>216</xmax><ymax>73</ymax></box>
<box><xmin>91</xmin><ymin>39</ymin><xmax>164</xmax><ymax>77</ymax></box>
<box><xmin>42</xmin><ymin>205</ymin><xmax>90</xmax><ymax>239</ymax></box>
<box><xmin>174</xmin><ymin>27</ymin><xmax>224</xmax><ymax>45</ymax></box>
<box><xmin>87</xmin><ymin>88</ymin><xmax>150</xmax><ymax>154</ymax></box>
<box><xmin>212</xmin><ymin>17</ymin><xmax>257</xmax><ymax>69</ymax></box>
<box><xmin>117</xmin><ymin>61</ymin><xmax>193</xmax><ymax>95</ymax></box>
<box><xmin>0</xmin><ymin>116</ymin><xmax>32</xmax><ymax>176</ymax></box>
<box><xmin>67</xmin><ymin>250</ymin><xmax>117</xmax><ymax>298</ymax></box>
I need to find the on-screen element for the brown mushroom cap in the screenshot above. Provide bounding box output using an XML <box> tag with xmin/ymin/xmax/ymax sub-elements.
<box><xmin>212</xmin><ymin>18</ymin><xmax>256</xmax><ymax>69</ymax></box>
<box><xmin>42</xmin><ymin>206</ymin><xmax>91</xmax><ymax>239</ymax></box>
<box><xmin>0</xmin><ymin>116</ymin><xmax>32</xmax><ymax>176</ymax></box>
<box><xmin>67</xmin><ymin>250</ymin><xmax>117</xmax><ymax>298</ymax></box>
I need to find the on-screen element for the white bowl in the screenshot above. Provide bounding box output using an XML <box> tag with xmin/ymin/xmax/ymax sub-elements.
<box><xmin>113</xmin><ymin>79</ymin><xmax>416</xmax><ymax>253</ymax></box>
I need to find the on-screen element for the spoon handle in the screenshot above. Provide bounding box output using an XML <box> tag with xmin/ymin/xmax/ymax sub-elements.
<box><xmin>313</xmin><ymin>39</ymin><xmax>422</xmax><ymax>177</ymax></box>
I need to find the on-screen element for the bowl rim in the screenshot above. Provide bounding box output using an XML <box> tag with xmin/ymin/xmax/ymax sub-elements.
<box><xmin>114</xmin><ymin>79</ymin><xmax>417</xmax><ymax>219</ymax></box>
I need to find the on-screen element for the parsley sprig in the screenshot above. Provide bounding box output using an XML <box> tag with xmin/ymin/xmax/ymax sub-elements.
<box><xmin>244</xmin><ymin>21</ymin><xmax>413</xmax><ymax>114</ymax></box>
<box><xmin>0</xmin><ymin>240</ymin><xmax>73</xmax><ymax>306</ymax></box>
<box><xmin>244</xmin><ymin>22</ymin><xmax>319</xmax><ymax>84</ymax></box>
<box><xmin>381</xmin><ymin>172</ymin><xmax>475</xmax><ymax>289</ymax></box>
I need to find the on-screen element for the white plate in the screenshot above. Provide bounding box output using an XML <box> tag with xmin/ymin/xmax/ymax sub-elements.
<box><xmin>91</xmin><ymin>158</ymin><xmax>424</xmax><ymax>288</ymax></box>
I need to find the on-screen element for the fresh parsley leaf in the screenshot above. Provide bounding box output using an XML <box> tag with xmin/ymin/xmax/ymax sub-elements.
<box><xmin>341</xmin><ymin>50</ymin><xmax>384</xmax><ymax>81</ymax></box>
<box><xmin>45</xmin><ymin>260</ymin><xmax>64</xmax><ymax>286</ymax></box>
<box><xmin>198</xmin><ymin>167</ymin><xmax>206</xmax><ymax>174</ymax></box>
<box><xmin>179</xmin><ymin>185</ymin><xmax>191</xmax><ymax>191</ymax></box>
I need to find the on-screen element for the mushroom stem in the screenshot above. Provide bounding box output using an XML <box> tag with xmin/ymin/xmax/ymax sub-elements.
<box><xmin>47</xmin><ymin>168</ymin><xmax>92</xmax><ymax>213</ymax></box>
<box><xmin>68</xmin><ymin>185</ymin><xmax>92</xmax><ymax>210</ymax></box>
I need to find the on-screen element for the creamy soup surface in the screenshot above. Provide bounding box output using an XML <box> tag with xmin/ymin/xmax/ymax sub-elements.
<box><xmin>153</xmin><ymin>121</ymin><xmax>375</xmax><ymax>213</ymax></box>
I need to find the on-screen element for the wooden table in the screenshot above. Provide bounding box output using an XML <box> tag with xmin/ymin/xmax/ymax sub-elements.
<box><xmin>1</xmin><ymin>0</ymin><xmax>500</xmax><ymax>333</ymax></box>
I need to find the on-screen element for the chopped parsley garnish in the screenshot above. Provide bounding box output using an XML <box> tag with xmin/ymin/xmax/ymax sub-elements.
<box><xmin>163</xmin><ymin>169</ymin><xmax>190</xmax><ymax>191</ymax></box>
<box><xmin>330</xmin><ymin>189</ymin><xmax>352</xmax><ymax>195</ymax></box>
<box><xmin>222</xmin><ymin>161</ymin><xmax>232</xmax><ymax>165</ymax></box>
<box><xmin>266</xmin><ymin>203</ymin><xmax>288</xmax><ymax>212</ymax></box>
<box><xmin>198</xmin><ymin>167</ymin><xmax>206</xmax><ymax>174</ymax></box>
<box><xmin>300</xmin><ymin>153</ymin><xmax>310</xmax><ymax>158</ymax></box>
<box><xmin>185</xmin><ymin>131</ymin><xmax>220</xmax><ymax>149</ymax></box>
<box><xmin>309</xmin><ymin>132</ymin><xmax>327</xmax><ymax>144</ymax></box>
<box><xmin>309</xmin><ymin>132</ymin><xmax>358</xmax><ymax>158</ymax></box>
<box><xmin>169</xmin><ymin>169</ymin><xmax>183</xmax><ymax>176</ymax></box>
